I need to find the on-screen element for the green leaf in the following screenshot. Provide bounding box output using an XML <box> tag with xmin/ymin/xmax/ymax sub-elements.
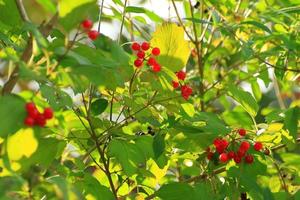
<box><xmin>0</xmin><ymin>0</ymin><xmax>23</xmax><ymax>28</ymax></box>
<box><xmin>181</xmin><ymin>103</ymin><xmax>195</xmax><ymax>117</ymax></box>
<box><xmin>251</xmin><ymin>80</ymin><xmax>262</xmax><ymax>101</ymax></box>
<box><xmin>156</xmin><ymin>183</ymin><xmax>197</xmax><ymax>200</ymax></box>
<box><xmin>0</xmin><ymin>95</ymin><xmax>26</xmax><ymax>137</ymax></box>
<box><xmin>151</xmin><ymin>23</ymin><xmax>190</xmax><ymax>71</ymax></box>
<box><xmin>40</xmin><ymin>84</ymin><xmax>73</xmax><ymax>110</ymax></box>
<box><xmin>83</xmin><ymin>174</ymin><xmax>115</xmax><ymax>200</ymax></box>
<box><xmin>58</xmin><ymin>0</ymin><xmax>98</xmax><ymax>31</ymax></box>
<box><xmin>184</xmin><ymin>18</ymin><xmax>212</xmax><ymax>24</ymax></box>
<box><xmin>108</xmin><ymin>139</ymin><xmax>145</xmax><ymax>176</ymax></box>
<box><xmin>283</xmin><ymin>107</ymin><xmax>300</xmax><ymax>139</ymax></box>
<box><xmin>125</xmin><ymin>6</ymin><xmax>162</xmax><ymax>22</ymax></box>
<box><xmin>153</xmin><ymin>133</ymin><xmax>165</xmax><ymax>159</ymax></box>
<box><xmin>228</xmin><ymin>85</ymin><xmax>259</xmax><ymax>117</ymax></box>
<box><xmin>18</xmin><ymin>137</ymin><xmax>66</xmax><ymax>171</ymax></box>
<box><xmin>91</xmin><ymin>98</ymin><xmax>109</xmax><ymax>116</ymax></box>
<box><xmin>241</xmin><ymin>21</ymin><xmax>272</xmax><ymax>34</ymax></box>
<box><xmin>36</xmin><ymin>0</ymin><xmax>56</xmax><ymax>13</ymax></box>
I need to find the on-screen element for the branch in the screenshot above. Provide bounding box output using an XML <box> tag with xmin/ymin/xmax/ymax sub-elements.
<box><xmin>15</xmin><ymin>0</ymin><xmax>30</xmax><ymax>22</ymax></box>
<box><xmin>171</xmin><ymin>0</ymin><xmax>195</xmax><ymax>42</ymax></box>
<box><xmin>1</xmin><ymin>12</ymin><xmax>58</xmax><ymax>95</ymax></box>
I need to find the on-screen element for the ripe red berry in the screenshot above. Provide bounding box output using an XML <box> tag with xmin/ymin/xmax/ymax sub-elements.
<box><xmin>181</xmin><ymin>85</ymin><xmax>193</xmax><ymax>100</ymax></box>
<box><xmin>24</xmin><ymin>117</ymin><xmax>35</xmax><ymax>126</ymax></box>
<box><xmin>238</xmin><ymin>128</ymin><xmax>246</xmax><ymax>136</ymax></box>
<box><xmin>137</xmin><ymin>51</ymin><xmax>145</xmax><ymax>59</ymax></box>
<box><xmin>237</xmin><ymin>149</ymin><xmax>246</xmax><ymax>157</ymax></box>
<box><xmin>25</xmin><ymin>102</ymin><xmax>36</xmax><ymax>112</ymax></box>
<box><xmin>228</xmin><ymin>151</ymin><xmax>235</xmax><ymax>159</ymax></box>
<box><xmin>147</xmin><ymin>57</ymin><xmax>157</xmax><ymax>66</ymax></box>
<box><xmin>152</xmin><ymin>63</ymin><xmax>161</xmax><ymax>72</ymax></box>
<box><xmin>240</xmin><ymin>141</ymin><xmax>250</xmax><ymax>152</ymax></box>
<box><xmin>28</xmin><ymin>108</ymin><xmax>38</xmax><ymax>119</ymax></box>
<box><xmin>134</xmin><ymin>59</ymin><xmax>143</xmax><ymax>68</ymax></box>
<box><xmin>43</xmin><ymin>107</ymin><xmax>54</xmax><ymax>119</ymax></box>
<box><xmin>245</xmin><ymin>154</ymin><xmax>254</xmax><ymax>164</ymax></box>
<box><xmin>141</xmin><ymin>42</ymin><xmax>150</xmax><ymax>51</ymax></box>
<box><xmin>254</xmin><ymin>142</ymin><xmax>263</xmax><ymax>151</ymax></box>
<box><xmin>35</xmin><ymin>114</ymin><xmax>46</xmax><ymax>127</ymax></box>
<box><xmin>176</xmin><ymin>71</ymin><xmax>186</xmax><ymax>81</ymax></box>
<box><xmin>131</xmin><ymin>42</ymin><xmax>140</xmax><ymax>51</ymax></box>
<box><xmin>152</xmin><ymin>47</ymin><xmax>160</xmax><ymax>56</ymax></box>
<box><xmin>88</xmin><ymin>30</ymin><xmax>99</xmax><ymax>40</ymax></box>
<box><xmin>207</xmin><ymin>151</ymin><xmax>214</xmax><ymax>160</ymax></box>
<box><xmin>219</xmin><ymin>153</ymin><xmax>228</xmax><ymax>163</ymax></box>
<box><xmin>172</xmin><ymin>81</ymin><xmax>179</xmax><ymax>89</ymax></box>
<box><xmin>81</xmin><ymin>19</ymin><xmax>93</xmax><ymax>30</ymax></box>
<box><xmin>233</xmin><ymin>155</ymin><xmax>242</xmax><ymax>164</ymax></box>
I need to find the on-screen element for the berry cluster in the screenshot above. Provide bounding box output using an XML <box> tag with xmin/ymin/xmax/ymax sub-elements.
<box><xmin>81</xmin><ymin>19</ymin><xmax>100</xmax><ymax>41</ymax></box>
<box><xmin>172</xmin><ymin>71</ymin><xmax>193</xmax><ymax>100</ymax></box>
<box><xmin>206</xmin><ymin>128</ymin><xmax>265</xmax><ymax>165</ymax></box>
<box><xmin>131</xmin><ymin>42</ymin><xmax>161</xmax><ymax>73</ymax></box>
<box><xmin>24</xmin><ymin>102</ymin><xmax>54</xmax><ymax>127</ymax></box>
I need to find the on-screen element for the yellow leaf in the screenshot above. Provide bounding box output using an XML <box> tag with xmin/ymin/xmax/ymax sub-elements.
<box><xmin>7</xmin><ymin>128</ymin><xmax>38</xmax><ymax>161</ymax></box>
<box><xmin>267</xmin><ymin>123</ymin><xmax>283</xmax><ymax>132</ymax></box>
<box><xmin>151</xmin><ymin>23</ymin><xmax>190</xmax><ymax>71</ymax></box>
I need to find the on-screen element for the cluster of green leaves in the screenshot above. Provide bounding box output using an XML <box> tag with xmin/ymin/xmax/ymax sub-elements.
<box><xmin>0</xmin><ymin>0</ymin><xmax>299</xmax><ymax>200</ymax></box>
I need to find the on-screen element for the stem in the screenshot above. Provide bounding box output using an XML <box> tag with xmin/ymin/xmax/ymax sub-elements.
<box><xmin>273</xmin><ymin>159</ymin><xmax>289</xmax><ymax>194</ymax></box>
<box><xmin>98</xmin><ymin>0</ymin><xmax>105</xmax><ymax>32</ymax></box>
<box><xmin>15</xmin><ymin>0</ymin><xmax>30</xmax><ymax>22</ymax></box>
<box><xmin>188</xmin><ymin>0</ymin><xmax>205</xmax><ymax>111</ymax></box>
<box><xmin>171</xmin><ymin>0</ymin><xmax>194</xmax><ymax>42</ymax></box>
<box><xmin>118</xmin><ymin>0</ymin><xmax>128</xmax><ymax>44</ymax></box>
<box><xmin>81</xmin><ymin>93</ymin><xmax>118</xmax><ymax>199</ymax></box>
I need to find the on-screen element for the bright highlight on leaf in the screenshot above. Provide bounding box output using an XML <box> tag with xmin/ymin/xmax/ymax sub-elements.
<box><xmin>7</xmin><ymin>128</ymin><xmax>38</xmax><ymax>161</ymax></box>
<box><xmin>150</xmin><ymin>23</ymin><xmax>190</xmax><ymax>71</ymax></box>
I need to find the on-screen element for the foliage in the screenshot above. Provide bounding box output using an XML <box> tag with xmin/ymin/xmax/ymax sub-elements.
<box><xmin>0</xmin><ymin>0</ymin><xmax>299</xmax><ymax>199</ymax></box>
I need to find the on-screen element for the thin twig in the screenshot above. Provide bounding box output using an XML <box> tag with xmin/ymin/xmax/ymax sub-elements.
<box><xmin>118</xmin><ymin>0</ymin><xmax>128</xmax><ymax>44</ymax></box>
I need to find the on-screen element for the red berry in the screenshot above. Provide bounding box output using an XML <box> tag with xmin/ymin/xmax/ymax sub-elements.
<box><xmin>254</xmin><ymin>142</ymin><xmax>263</xmax><ymax>151</ymax></box>
<box><xmin>238</xmin><ymin>128</ymin><xmax>246</xmax><ymax>136</ymax></box>
<box><xmin>81</xmin><ymin>19</ymin><xmax>93</xmax><ymax>30</ymax></box>
<box><xmin>240</xmin><ymin>141</ymin><xmax>250</xmax><ymax>152</ymax></box>
<box><xmin>219</xmin><ymin>153</ymin><xmax>228</xmax><ymax>163</ymax></box>
<box><xmin>228</xmin><ymin>151</ymin><xmax>235</xmax><ymax>159</ymax></box>
<box><xmin>264</xmin><ymin>149</ymin><xmax>270</xmax><ymax>155</ymax></box>
<box><xmin>237</xmin><ymin>149</ymin><xmax>246</xmax><ymax>157</ymax></box>
<box><xmin>28</xmin><ymin>108</ymin><xmax>38</xmax><ymax>119</ymax></box>
<box><xmin>207</xmin><ymin>151</ymin><xmax>214</xmax><ymax>160</ymax></box>
<box><xmin>147</xmin><ymin>57</ymin><xmax>157</xmax><ymax>66</ymax></box>
<box><xmin>152</xmin><ymin>47</ymin><xmax>160</xmax><ymax>56</ymax></box>
<box><xmin>134</xmin><ymin>59</ymin><xmax>143</xmax><ymax>68</ymax></box>
<box><xmin>213</xmin><ymin>138</ymin><xmax>222</xmax><ymax>147</ymax></box>
<box><xmin>131</xmin><ymin>42</ymin><xmax>140</xmax><ymax>51</ymax></box>
<box><xmin>141</xmin><ymin>42</ymin><xmax>150</xmax><ymax>51</ymax></box>
<box><xmin>176</xmin><ymin>71</ymin><xmax>186</xmax><ymax>81</ymax></box>
<box><xmin>35</xmin><ymin>114</ymin><xmax>46</xmax><ymax>127</ymax></box>
<box><xmin>152</xmin><ymin>63</ymin><xmax>161</xmax><ymax>72</ymax></box>
<box><xmin>24</xmin><ymin>117</ymin><xmax>35</xmax><ymax>126</ymax></box>
<box><xmin>43</xmin><ymin>107</ymin><xmax>54</xmax><ymax>120</ymax></box>
<box><xmin>181</xmin><ymin>85</ymin><xmax>193</xmax><ymax>100</ymax></box>
<box><xmin>137</xmin><ymin>51</ymin><xmax>145</xmax><ymax>59</ymax></box>
<box><xmin>172</xmin><ymin>81</ymin><xmax>179</xmax><ymax>89</ymax></box>
<box><xmin>245</xmin><ymin>154</ymin><xmax>254</xmax><ymax>164</ymax></box>
<box><xmin>25</xmin><ymin>102</ymin><xmax>36</xmax><ymax>112</ymax></box>
<box><xmin>233</xmin><ymin>155</ymin><xmax>242</xmax><ymax>164</ymax></box>
<box><xmin>88</xmin><ymin>30</ymin><xmax>99</xmax><ymax>40</ymax></box>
